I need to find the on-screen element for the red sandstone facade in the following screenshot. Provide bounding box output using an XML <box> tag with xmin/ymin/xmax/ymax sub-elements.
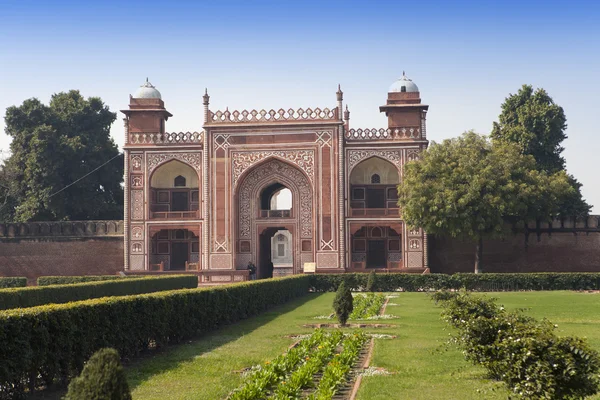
<box><xmin>122</xmin><ymin>75</ymin><xmax>429</xmax><ymax>282</ymax></box>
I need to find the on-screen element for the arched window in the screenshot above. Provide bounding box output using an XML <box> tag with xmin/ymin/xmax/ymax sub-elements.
<box><xmin>174</xmin><ymin>175</ymin><xmax>186</xmax><ymax>187</ymax></box>
<box><xmin>371</xmin><ymin>174</ymin><xmax>381</xmax><ymax>184</ymax></box>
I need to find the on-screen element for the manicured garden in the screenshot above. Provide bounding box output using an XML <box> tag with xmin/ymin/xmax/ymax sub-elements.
<box><xmin>9</xmin><ymin>274</ymin><xmax>600</xmax><ymax>399</ymax></box>
<box><xmin>119</xmin><ymin>291</ymin><xmax>600</xmax><ymax>399</ymax></box>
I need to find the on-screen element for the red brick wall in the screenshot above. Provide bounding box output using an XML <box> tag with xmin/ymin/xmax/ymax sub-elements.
<box><xmin>0</xmin><ymin>221</ymin><xmax>124</xmax><ymax>285</ymax></box>
<box><xmin>430</xmin><ymin>232</ymin><xmax>600</xmax><ymax>274</ymax></box>
<box><xmin>0</xmin><ymin>237</ymin><xmax>123</xmax><ymax>285</ymax></box>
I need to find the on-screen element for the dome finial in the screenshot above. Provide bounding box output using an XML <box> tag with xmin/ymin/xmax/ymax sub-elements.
<box><xmin>133</xmin><ymin>78</ymin><xmax>161</xmax><ymax>99</ymax></box>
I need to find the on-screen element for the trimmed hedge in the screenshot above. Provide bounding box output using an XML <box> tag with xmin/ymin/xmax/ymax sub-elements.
<box><xmin>0</xmin><ymin>275</ymin><xmax>310</xmax><ymax>398</ymax></box>
<box><xmin>434</xmin><ymin>291</ymin><xmax>600</xmax><ymax>399</ymax></box>
<box><xmin>0</xmin><ymin>275</ymin><xmax>198</xmax><ymax>310</ymax></box>
<box><xmin>37</xmin><ymin>275</ymin><xmax>135</xmax><ymax>286</ymax></box>
<box><xmin>0</xmin><ymin>277</ymin><xmax>27</xmax><ymax>289</ymax></box>
<box><xmin>309</xmin><ymin>272</ymin><xmax>600</xmax><ymax>292</ymax></box>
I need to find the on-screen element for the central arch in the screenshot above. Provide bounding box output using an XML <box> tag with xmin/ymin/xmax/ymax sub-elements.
<box><xmin>235</xmin><ymin>159</ymin><xmax>313</xmax><ymax>276</ymax></box>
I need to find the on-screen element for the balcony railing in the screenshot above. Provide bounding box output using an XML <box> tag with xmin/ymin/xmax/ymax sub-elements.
<box><xmin>259</xmin><ymin>209</ymin><xmax>292</xmax><ymax>218</ymax></box>
<box><xmin>350</xmin><ymin>208</ymin><xmax>400</xmax><ymax>217</ymax></box>
<box><xmin>346</xmin><ymin>127</ymin><xmax>421</xmax><ymax>141</ymax></box>
<box><xmin>151</xmin><ymin>210</ymin><xmax>199</xmax><ymax>219</ymax></box>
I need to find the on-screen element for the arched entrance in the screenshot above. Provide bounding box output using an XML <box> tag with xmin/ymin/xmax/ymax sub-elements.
<box><xmin>349</xmin><ymin>157</ymin><xmax>400</xmax><ymax>216</ymax></box>
<box><xmin>149</xmin><ymin>160</ymin><xmax>200</xmax><ymax>219</ymax></box>
<box><xmin>149</xmin><ymin>228</ymin><xmax>200</xmax><ymax>270</ymax></box>
<box><xmin>235</xmin><ymin>159</ymin><xmax>313</xmax><ymax>276</ymax></box>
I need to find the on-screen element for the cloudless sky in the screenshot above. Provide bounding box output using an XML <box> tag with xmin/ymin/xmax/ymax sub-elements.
<box><xmin>1</xmin><ymin>0</ymin><xmax>599</xmax><ymax>211</ymax></box>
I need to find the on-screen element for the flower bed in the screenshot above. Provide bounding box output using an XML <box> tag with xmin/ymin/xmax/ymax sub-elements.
<box><xmin>349</xmin><ymin>293</ymin><xmax>386</xmax><ymax>320</ymax></box>
<box><xmin>228</xmin><ymin>330</ymin><xmax>368</xmax><ymax>400</ymax></box>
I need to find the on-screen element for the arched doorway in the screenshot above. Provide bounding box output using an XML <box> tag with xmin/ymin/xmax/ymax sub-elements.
<box><xmin>149</xmin><ymin>160</ymin><xmax>199</xmax><ymax>219</ymax></box>
<box><xmin>349</xmin><ymin>157</ymin><xmax>400</xmax><ymax>216</ymax></box>
<box><xmin>258</xmin><ymin>227</ymin><xmax>293</xmax><ymax>278</ymax></box>
<box><xmin>350</xmin><ymin>225</ymin><xmax>402</xmax><ymax>269</ymax></box>
<box><xmin>235</xmin><ymin>159</ymin><xmax>313</xmax><ymax>276</ymax></box>
<box><xmin>260</xmin><ymin>183</ymin><xmax>292</xmax><ymax>218</ymax></box>
<box><xmin>150</xmin><ymin>229</ymin><xmax>199</xmax><ymax>270</ymax></box>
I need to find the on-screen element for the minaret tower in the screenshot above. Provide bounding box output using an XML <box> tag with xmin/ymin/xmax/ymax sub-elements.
<box><xmin>380</xmin><ymin>72</ymin><xmax>428</xmax><ymax>141</ymax></box>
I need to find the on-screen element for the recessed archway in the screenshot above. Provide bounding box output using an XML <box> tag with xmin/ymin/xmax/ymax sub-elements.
<box><xmin>235</xmin><ymin>159</ymin><xmax>313</xmax><ymax>274</ymax></box>
<box><xmin>150</xmin><ymin>228</ymin><xmax>199</xmax><ymax>270</ymax></box>
<box><xmin>349</xmin><ymin>157</ymin><xmax>400</xmax><ymax>212</ymax></box>
<box><xmin>149</xmin><ymin>160</ymin><xmax>199</xmax><ymax>218</ymax></box>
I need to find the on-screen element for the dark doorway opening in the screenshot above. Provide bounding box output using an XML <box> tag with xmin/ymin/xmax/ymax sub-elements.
<box><xmin>171</xmin><ymin>242</ymin><xmax>189</xmax><ymax>270</ymax></box>
<box><xmin>367</xmin><ymin>239</ymin><xmax>386</xmax><ymax>268</ymax></box>
<box><xmin>171</xmin><ymin>192</ymin><xmax>188</xmax><ymax>211</ymax></box>
<box><xmin>258</xmin><ymin>227</ymin><xmax>288</xmax><ymax>279</ymax></box>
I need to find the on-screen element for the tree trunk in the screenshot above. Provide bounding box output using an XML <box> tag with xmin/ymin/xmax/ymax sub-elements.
<box><xmin>474</xmin><ymin>236</ymin><xmax>483</xmax><ymax>274</ymax></box>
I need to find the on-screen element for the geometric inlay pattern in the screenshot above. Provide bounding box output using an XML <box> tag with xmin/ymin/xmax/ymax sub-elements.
<box><xmin>231</xmin><ymin>150</ymin><xmax>314</xmax><ymax>187</ymax></box>
<box><xmin>347</xmin><ymin>149</ymin><xmax>403</xmax><ymax>172</ymax></box>
<box><xmin>146</xmin><ymin>152</ymin><xmax>202</xmax><ymax>174</ymax></box>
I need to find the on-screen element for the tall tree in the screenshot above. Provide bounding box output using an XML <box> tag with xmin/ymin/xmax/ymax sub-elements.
<box><xmin>2</xmin><ymin>91</ymin><xmax>123</xmax><ymax>221</ymax></box>
<box><xmin>490</xmin><ymin>84</ymin><xmax>590</xmax><ymax>216</ymax></box>
<box><xmin>398</xmin><ymin>132</ymin><xmax>574</xmax><ymax>273</ymax></box>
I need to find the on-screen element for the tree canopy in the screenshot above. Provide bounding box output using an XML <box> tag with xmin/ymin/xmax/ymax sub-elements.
<box><xmin>1</xmin><ymin>90</ymin><xmax>123</xmax><ymax>222</ymax></box>
<box><xmin>398</xmin><ymin>131</ymin><xmax>574</xmax><ymax>273</ymax></box>
<box><xmin>490</xmin><ymin>84</ymin><xmax>589</xmax><ymax>216</ymax></box>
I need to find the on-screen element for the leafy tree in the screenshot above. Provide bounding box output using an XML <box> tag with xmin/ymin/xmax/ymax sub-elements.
<box><xmin>398</xmin><ymin>131</ymin><xmax>574</xmax><ymax>273</ymax></box>
<box><xmin>2</xmin><ymin>91</ymin><xmax>123</xmax><ymax>222</ymax></box>
<box><xmin>333</xmin><ymin>280</ymin><xmax>353</xmax><ymax>326</ymax></box>
<box><xmin>491</xmin><ymin>84</ymin><xmax>590</xmax><ymax>216</ymax></box>
<box><xmin>64</xmin><ymin>348</ymin><xmax>132</xmax><ymax>400</ymax></box>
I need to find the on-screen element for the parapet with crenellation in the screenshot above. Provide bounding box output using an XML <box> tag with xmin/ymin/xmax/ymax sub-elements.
<box><xmin>0</xmin><ymin>220</ymin><xmax>124</xmax><ymax>240</ymax></box>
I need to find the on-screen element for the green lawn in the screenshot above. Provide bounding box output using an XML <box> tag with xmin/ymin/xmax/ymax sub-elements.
<box><xmin>123</xmin><ymin>291</ymin><xmax>600</xmax><ymax>400</ymax></box>
<box><xmin>27</xmin><ymin>291</ymin><xmax>600</xmax><ymax>399</ymax></box>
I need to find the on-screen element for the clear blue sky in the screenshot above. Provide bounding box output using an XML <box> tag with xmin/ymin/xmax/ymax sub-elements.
<box><xmin>1</xmin><ymin>0</ymin><xmax>599</xmax><ymax>211</ymax></box>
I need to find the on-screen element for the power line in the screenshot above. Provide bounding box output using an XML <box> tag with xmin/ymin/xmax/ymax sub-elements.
<box><xmin>47</xmin><ymin>152</ymin><xmax>123</xmax><ymax>199</ymax></box>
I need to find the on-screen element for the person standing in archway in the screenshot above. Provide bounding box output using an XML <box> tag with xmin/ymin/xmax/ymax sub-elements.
<box><xmin>247</xmin><ymin>261</ymin><xmax>256</xmax><ymax>280</ymax></box>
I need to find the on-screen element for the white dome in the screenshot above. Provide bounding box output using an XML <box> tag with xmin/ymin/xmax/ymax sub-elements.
<box><xmin>133</xmin><ymin>78</ymin><xmax>162</xmax><ymax>99</ymax></box>
<box><xmin>388</xmin><ymin>72</ymin><xmax>419</xmax><ymax>93</ymax></box>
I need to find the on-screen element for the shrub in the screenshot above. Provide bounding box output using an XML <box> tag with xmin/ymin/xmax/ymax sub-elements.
<box><xmin>0</xmin><ymin>275</ymin><xmax>198</xmax><ymax>310</ymax></box>
<box><xmin>435</xmin><ymin>291</ymin><xmax>600</xmax><ymax>399</ymax></box>
<box><xmin>366</xmin><ymin>271</ymin><xmax>377</xmax><ymax>292</ymax></box>
<box><xmin>333</xmin><ymin>281</ymin><xmax>353</xmax><ymax>325</ymax></box>
<box><xmin>64</xmin><ymin>348</ymin><xmax>131</xmax><ymax>400</ymax></box>
<box><xmin>0</xmin><ymin>275</ymin><xmax>311</xmax><ymax>398</ymax></box>
<box><xmin>37</xmin><ymin>275</ymin><xmax>133</xmax><ymax>286</ymax></box>
<box><xmin>0</xmin><ymin>277</ymin><xmax>27</xmax><ymax>288</ymax></box>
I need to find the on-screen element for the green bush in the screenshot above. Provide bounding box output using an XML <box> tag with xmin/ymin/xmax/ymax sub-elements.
<box><xmin>0</xmin><ymin>275</ymin><xmax>198</xmax><ymax>310</ymax></box>
<box><xmin>333</xmin><ymin>281</ymin><xmax>353</xmax><ymax>325</ymax></box>
<box><xmin>64</xmin><ymin>348</ymin><xmax>131</xmax><ymax>400</ymax></box>
<box><xmin>37</xmin><ymin>275</ymin><xmax>134</xmax><ymax>286</ymax></box>
<box><xmin>366</xmin><ymin>271</ymin><xmax>377</xmax><ymax>292</ymax></box>
<box><xmin>435</xmin><ymin>291</ymin><xmax>600</xmax><ymax>399</ymax></box>
<box><xmin>0</xmin><ymin>277</ymin><xmax>27</xmax><ymax>288</ymax></box>
<box><xmin>309</xmin><ymin>273</ymin><xmax>600</xmax><ymax>292</ymax></box>
<box><xmin>0</xmin><ymin>275</ymin><xmax>310</xmax><ymax>398</ymax></box>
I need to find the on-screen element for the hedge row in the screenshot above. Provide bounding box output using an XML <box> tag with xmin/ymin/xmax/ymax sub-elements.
<box><xmin>37</xmin><ymin>275</ymin><xmax>136</xmax><ymax>286</ymax></box>
<box><xmin>433</xmin><ymin>291</ymin><xmax>600</xmax><ymax>399</ymax></box>
<box><xmin>0</xmin><ymin>275</ymin><xmax>310</xmax><ymax>399</ymax></box>
<box><xmin>309</xmin><ymin>272</ymin><xmax>600</xmax><ymax>292</ymax></box>
<box><xmin>0</xmin><ymin>275</ymin><xmax>198</xmax><ymax>310</ymax></box>
<box><xmin>0</xmin><ymin>277</ymin><xmax>27</xmax><ymax>288</ymax></box>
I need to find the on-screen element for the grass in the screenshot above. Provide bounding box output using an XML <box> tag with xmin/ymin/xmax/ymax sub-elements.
<box><xmin>26</xmin><ymin>290</ymin><xmax>600</xmax><ymax>399</ymax></box>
